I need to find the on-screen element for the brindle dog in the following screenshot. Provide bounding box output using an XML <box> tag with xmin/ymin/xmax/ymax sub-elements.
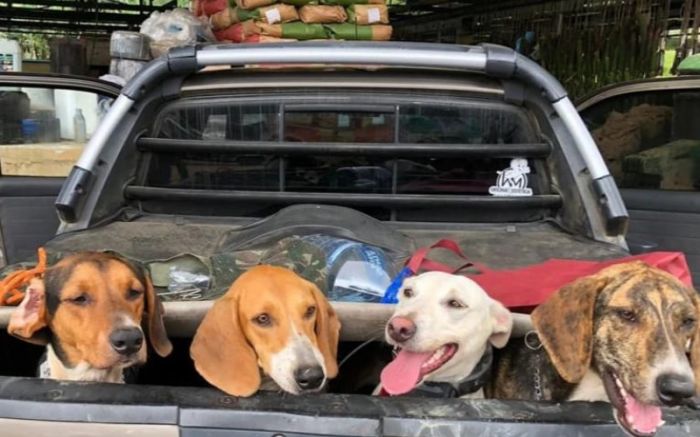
<box><xmin>488</xmin><ymin>262</ymin><xmax>700</xmax><ymax>437</ymax></box>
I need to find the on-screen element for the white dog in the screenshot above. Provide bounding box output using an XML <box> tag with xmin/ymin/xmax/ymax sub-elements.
<box><xmin>377</xmin><ymin>271</ymin><xmax>513</xmax><ymax>398</ymax></box>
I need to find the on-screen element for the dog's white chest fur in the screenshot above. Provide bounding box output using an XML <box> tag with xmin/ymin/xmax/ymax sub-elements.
<box><xmin>568</xmin><ymin>370</ymin><xmax>607</xmax><ymax>402</ymax></box>
<box><xmin>43</xmin><ymin>345</ymin><xmax>124</xmax><ymax>383</ymax></box>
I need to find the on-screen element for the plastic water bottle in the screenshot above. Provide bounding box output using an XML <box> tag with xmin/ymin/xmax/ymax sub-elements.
<box><xmin>301</xmin><ymin>235</ymin><xmax>396</xmax><ymax>302</ymax></box>
<box><xmin>73</xmin><ymin>108</ymin><xmax>87</xmax><ymax>143</ymax></box>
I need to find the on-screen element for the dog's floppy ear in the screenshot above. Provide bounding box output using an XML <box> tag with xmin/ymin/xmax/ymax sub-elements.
<box><xmin>143</xmin><ymin>274</ymin><xmax>173</xmax><ymax>358</ymax></box>
<box><xmin>685</xmin><ymin>289</ymin><xmax>700</xmax><ymax>395</ymax></box>
<box><xmin>310</xmin><ymin>283</ymin><xmax>341</xmax><ymax>378</ymax></box>
<box><xmin>488</xmin><ymin>299</ymin><xmax>513</xmax><ymax>348</ymax></box>
<box><xmin>531</xmin><ymin>272</ymin><xmax>610</xmax><ymax>383</ymax></box>
<box><xmin>190</xmin><ymin>293</ymin><xmax>261</xmax><ymax>396</ymax></box>
<box><xmin>8</xmin><ymin>278</ymin><xmax>49</xmax><ymax>345</ymax></box>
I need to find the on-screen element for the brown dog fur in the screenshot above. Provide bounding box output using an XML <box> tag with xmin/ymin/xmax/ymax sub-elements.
<box><xmin>190</xmin><ymin>265</ymin><xmax>341</xmax><ymax>397</ymax></box>
<box><xmin>8</xmin><ymin>252</ymin><xmax>171</xmax><ymax>382</ymax></box>
<box><xmin>491</xmin><ymin>262</ymin><xmax>700</xmax><ymax>400</ymax></box>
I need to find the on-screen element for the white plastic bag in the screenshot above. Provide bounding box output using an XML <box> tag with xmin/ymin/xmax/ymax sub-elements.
<box><xmin>140</xmin><ymin>8</ymin><xmax>215</xmax><ymax>58</ymax></box>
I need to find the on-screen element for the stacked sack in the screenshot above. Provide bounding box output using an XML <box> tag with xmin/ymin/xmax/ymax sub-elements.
<box><xmin>194</xmin><ymin>0</ymin><xmax>392</xmax><ymax>43</ymax></box>
<box><xmin>111</xmin><ymin>9</ymin><xmax>217</xmax><ymax>82</ymax></box>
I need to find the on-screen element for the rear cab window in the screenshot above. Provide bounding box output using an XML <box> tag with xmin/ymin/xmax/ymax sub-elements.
<box><xmin>142</xmin><ymin>90</ymin><xmax>552</xmax><ymax>222</ymax></box>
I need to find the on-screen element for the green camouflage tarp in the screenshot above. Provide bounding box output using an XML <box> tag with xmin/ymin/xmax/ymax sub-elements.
<box><xmin>2</xmin><ymin>235</ymin><xmax>403</xmax><ymax>302</ymax></box>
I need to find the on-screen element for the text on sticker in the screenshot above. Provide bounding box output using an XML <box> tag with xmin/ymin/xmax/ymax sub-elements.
<box><xmin>488</xmin><ymin>158</ymin><xmax>534</xmax><ymax>197</ymax></box>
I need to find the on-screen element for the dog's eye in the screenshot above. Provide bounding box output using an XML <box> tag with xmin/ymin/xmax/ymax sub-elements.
<box><xmin>682</xmin><ymin>317</ymin><xmax>696</xmax><ymax>330</ymax></box>
<box><xmin>254</xmin><ymin>313</ymin><xmax>272</xmax><ymax>326</ymax></box>
<box><xmin>447</xmin><ymin>299</ymin><xmax>467</xmax><ymax>309</ymax></box>
<box><xmin>127</xmin><ymin>289</ymin><xmax>143</xmax><ymax>300</ymax></box>
<box><xmin>70</xmin><ymin>294</ymin><xmax>90</xmax><ymax>306</ymax></box>
<box><xmin>403</xmin><ymin>288</ymin><xmax>414</xmax><ymax>298</ymax></box>
<box><xmin>616</xmin><ymin>309</ymin><xmax>637</xmax><ymax>323</ymax></box>
<box><xmin>304</xmin><ymin>306</ymin><xmax>316</xmax><ymax>319</ymax></box>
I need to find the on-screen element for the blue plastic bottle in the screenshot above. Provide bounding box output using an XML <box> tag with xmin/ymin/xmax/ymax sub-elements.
<box><xmin>301</xmin><ymin>235</ymin><xmax>396</xmax><ymax>302</ymax></box>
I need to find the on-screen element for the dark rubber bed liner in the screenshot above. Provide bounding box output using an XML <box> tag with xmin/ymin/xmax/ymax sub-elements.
<box><xmin>47</xmin><ymin>215</ymin><xmax>628</xmax><ymax>271</ymax></box>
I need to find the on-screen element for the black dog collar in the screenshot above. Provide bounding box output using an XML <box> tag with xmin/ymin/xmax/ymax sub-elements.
<box><xmin>403</xmin><ymin>346</ymin><xmax>493</xmax><ymax>398</ymax></box>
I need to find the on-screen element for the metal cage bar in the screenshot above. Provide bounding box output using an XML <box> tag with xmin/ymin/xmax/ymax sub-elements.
<box><xmin>56</xmin><ymin>42</ymin><xmax>627</xmax><ymax>235</ymax></box>
<box><xmin>136</xmin><ymin>138</ymin><xmax>553</xmax><ymax>158</ymax></box>
<box><xmin>124</xmin><ymin>186</ymin><xmax>563</xmax><ymax>209</ymax></box>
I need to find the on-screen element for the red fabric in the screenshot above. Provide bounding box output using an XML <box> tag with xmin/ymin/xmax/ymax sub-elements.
<box><xmin>214</xmin><ymin>24</ymin><xmax>248</xmax><ymax>43</ymax></box>
<box><xmin>244</xmin><ymin>35</ymin><xmax>262</xmax><ymax>43</ymax></box>
<box><xmin>468</xmin><ymin>252</ymin><xmax>692</xmax><ymax>311</ymax></box>
<box><xmin>192</xmin><ymin>0</ymin><xmax>203</xmax><ymax>17</ymax></box>
<box><xmin>406</xmin><ymin>239</ymin><xmax>475</xmax><ymax>274</ymax></box>
<box><xmin>404</xmin><ymin>240</ymin><xmax>692</xmax><ymax>311</ymax></box>
<box><xmin>201</xmin><ymin>0</ymin><xmax>228</xmax><ymax>16</ymax></box>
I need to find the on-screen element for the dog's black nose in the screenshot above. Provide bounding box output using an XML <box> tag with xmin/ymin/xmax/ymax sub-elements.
<box><xmin>387</xmin><ymin>316</ymin><xmax>416</xmax><ymax>343</ymax></box>
<box><xmin>295</xmin><ymin>366</ymin><xmax>325</xmax><ymax>390</ymax></box>
<box><xmin>109</xmin><ymin>328</ymin><xmax>144</xmax><ymax>356</ymax></box>
<box><xmin>657</xmin><ymin>373</ymin><xmax>696</xmax><ymax>405</ymax></box>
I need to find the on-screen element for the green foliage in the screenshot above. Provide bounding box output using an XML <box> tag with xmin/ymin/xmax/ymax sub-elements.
<box><xmin>0</xmin><ymin>32</ymin><xmax>50</xmax><ymax>61</ymax></box>
<box><xmin>663</xmin><ymin>49</ymin><xmax>676</xmax><ymax>76</ymax></box>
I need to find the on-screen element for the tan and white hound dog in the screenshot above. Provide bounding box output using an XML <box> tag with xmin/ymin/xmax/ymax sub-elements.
<box><xmin>8</xmin><ymin>252</ymin><xmax>172</xmax><ymax>383</ymax></box>
<box><xmin>190</xmin><ymin>265</ymin><xmax>341</xmax><ymax>397</ymax></box>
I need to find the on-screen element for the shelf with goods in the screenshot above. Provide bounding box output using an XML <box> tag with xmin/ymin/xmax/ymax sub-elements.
<box><xmin>195</xmin><ymin>0</ymin><xmax>392</xmax><ymax>43</ymax></box>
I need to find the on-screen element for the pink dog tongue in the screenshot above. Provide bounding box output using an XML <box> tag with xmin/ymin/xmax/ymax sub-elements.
<box><xmin>624</xmin><ymin>392</ymin><xmax>663</xmax><ymax>435</ymax></box>
<box><xmin>380</xmin><ymin>349</ymin><xmax>433</xmax><ymax>395</ymax></box>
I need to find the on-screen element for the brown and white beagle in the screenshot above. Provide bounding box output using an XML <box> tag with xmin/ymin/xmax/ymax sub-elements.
<box><xmin>190</xmin><ymin>265</ymin><xmax>341</xmax><ymax>397</ymax></box>
<box><xmin>8</xmin><ymin>252</ymin><xmax>172</xmax><ymax>383</ymax></box>
<box><xmin>490</xmin><ymin>262</ymin><xmax>700</xmax><ymax>437</ymax></box>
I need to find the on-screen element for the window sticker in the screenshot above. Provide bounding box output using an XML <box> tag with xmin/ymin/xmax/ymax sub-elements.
<box><xmin>488</xmin><ymin>158</ymin><xmax>533</xmax><ymax>196</ymax></box>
